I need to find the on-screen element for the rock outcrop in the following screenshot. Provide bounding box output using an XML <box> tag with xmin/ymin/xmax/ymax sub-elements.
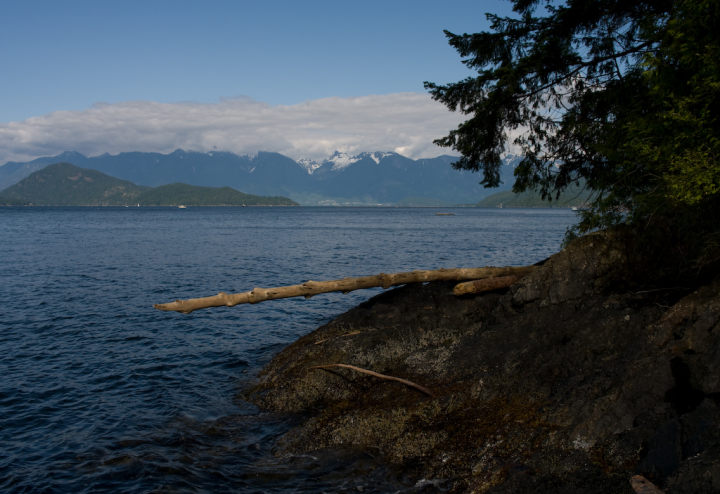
<box><xmin>247</xmin><ymin>228</ymin><xmax>720</xmax><ymax>493</ymax></box>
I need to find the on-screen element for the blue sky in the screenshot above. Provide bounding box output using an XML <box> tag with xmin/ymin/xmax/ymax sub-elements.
<box><xmin>0</xmin><ymin>0</ymin><xmax>516</xmax><ymax>162</ymax></box>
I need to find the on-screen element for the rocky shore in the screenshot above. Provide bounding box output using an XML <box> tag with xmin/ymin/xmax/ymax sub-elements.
<box><xmin>246</xmin><ymin>228</ymin><xmax>720</xmax><ymax>493</ymax></box>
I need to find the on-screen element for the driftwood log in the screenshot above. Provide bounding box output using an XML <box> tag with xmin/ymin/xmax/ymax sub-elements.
<box><xmin>453</xmin><ymin>274</ymin><xmax>524</xmax><ymax>296</ymax></box>
<box><xmin>154</xmin><ymin>266</ymin><xmax>536</xmax><ymax>314</ymax></box>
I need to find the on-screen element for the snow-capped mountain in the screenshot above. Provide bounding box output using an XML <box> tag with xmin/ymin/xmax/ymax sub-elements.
<box><xmin>298</xmin><ymin>150</ymin><xmax>397</xmax><ymax>174</ymax></box>
<box><xmin>297</xmin><ymin>158</ymin><xmax>322</xmax><ymax>174</ymax></box>
<box><xmin>364</xmin><ymin>151</ymin><xmax>395</xmax><ymax>164</ymax></box>
<box><xmin>324</xmin><ymin>151</ymin><xmax>362</xmax><ymax>171</ymax></box>
<box><xmin>296</xmin><ymin>151</ymin><xmax>399</xmax><ymax>174</ymax></box>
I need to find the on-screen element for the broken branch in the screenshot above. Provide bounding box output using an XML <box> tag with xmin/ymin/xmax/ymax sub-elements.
<box><xmin>154</xmin><ymin>266</ymin><xmax>536</xmax><ymax>314</ymax></box>
<box><xmin>453</xmin><ymin>274</ymin><xmax>525</xmax><ymax>296</ymax></box>
<box><xmin>311</xmin><ymin>363</ymin><xmax>434</xmax><ymax>397</ymax></box>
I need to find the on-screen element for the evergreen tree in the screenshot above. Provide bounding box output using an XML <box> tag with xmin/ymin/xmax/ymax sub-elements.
<box><xmin>426</xmin><ymin>0</ymin><xmax>720</xmax><ymax>264</ymax></box>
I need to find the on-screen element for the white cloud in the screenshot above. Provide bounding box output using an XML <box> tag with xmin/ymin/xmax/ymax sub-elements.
<box><xmin>0</xmin><ymin>93</ymin><xmax>469</xmax><ymax>163</ymax></box>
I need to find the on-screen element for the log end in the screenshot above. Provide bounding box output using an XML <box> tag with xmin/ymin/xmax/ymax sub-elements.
<box><xmin>153</xmin><ymin>302</ymin><xmax>176</xmax><ymax>311</ymax></box>
<box><xmin>453</xmin><ymin>275</ymin><xmax>523</xmax><ymax>297</ymax></box>
<box><xmin>153</xmin><ymin>301</ymin><xmax>190</xmax><ymax>313</ymax></box>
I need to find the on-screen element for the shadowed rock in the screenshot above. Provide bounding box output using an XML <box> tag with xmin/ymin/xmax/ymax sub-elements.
<box><xmin>246</xmin><ymin>228</ymin><xmax>720</xmax><ymax>493</ymax></box>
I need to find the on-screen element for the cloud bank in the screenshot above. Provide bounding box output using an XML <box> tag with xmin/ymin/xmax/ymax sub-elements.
<box><xmin>0</xmin><ymin>93</ymin><xmax>471</xmax><ymax>164</ymax></box>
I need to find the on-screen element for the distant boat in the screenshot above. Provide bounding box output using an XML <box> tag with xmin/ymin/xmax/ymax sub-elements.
<box><xmin>137</xmin><ymin>203</ymin><xmax>140</xmax><ymax>207</ymax></box>
<box><xmin>571</xmin><ymin>207</ymin><xmax>578</xmax><ymax>211</ymax></box>
<box><xmin>178</xmin><ymin>205</ymin><xmax>186</xmax><ymax>209</ymax></box>
<box><xmin>242</xmin><ymin>203</ymin><xmax>246</xmax><ymax>207</ymax></box>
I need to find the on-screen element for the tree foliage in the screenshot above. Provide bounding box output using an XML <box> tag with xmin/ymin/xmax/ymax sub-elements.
<box><xmin>426</xmin><ymin>0</ymin><xmax>720</xmax><ymax>262</ymax></box>
<box><xmin>626</xmin><ymin>0</ymin><xmax>720</xmax><ymax>206</ymax></box>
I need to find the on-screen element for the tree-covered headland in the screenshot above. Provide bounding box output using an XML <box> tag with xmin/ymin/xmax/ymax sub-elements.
<box><xmin>0</xmin><ymin>163</ymin><xmax>299</xmax><ymax>206</ymax></box>
<box><xmin>427</xmin><ymin>0</ymin><xmax>720</xmax><ymax>269</ymax></box>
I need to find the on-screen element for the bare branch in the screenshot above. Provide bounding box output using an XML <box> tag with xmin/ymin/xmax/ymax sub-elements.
<box><xmin>311</xmin><ymin>364</ymin><xmax>435</xmax><ymax>397</ymax></box>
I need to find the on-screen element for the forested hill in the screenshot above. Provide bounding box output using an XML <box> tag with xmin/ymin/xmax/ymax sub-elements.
<box><xmin>135</xmin><ymin>183</ymin><xmax>298</xmax><ymax>206</ymax></box>
<box><xmin>1</xmin><ymin>163</ymin><xmax>150</xmax><ymax>206</ymax></box>
<box><xmin>0</xmin><ymin>163</ymin><xmax>298</xmax><ymax>206</ymax></box>
<box><xmin>0</xmin><ymin>196</ymin><xmax>30</xmax><ymax>206</ymax></box>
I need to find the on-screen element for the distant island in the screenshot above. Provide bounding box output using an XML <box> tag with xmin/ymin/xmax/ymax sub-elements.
<box><xmin>135</xmin><ymin>182</ymin><xmax>299</xmax><ymax>206</ymax></box>
<box><xmin>0</xmin><ymin>163</ymin><xmax>299</xmax><ymax>207</ymax></box>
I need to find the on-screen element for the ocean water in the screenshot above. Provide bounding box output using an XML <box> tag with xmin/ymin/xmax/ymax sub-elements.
<box><xmin>0</xmin><ymin>206</ymin><xmax>577</xmax><ymax>493</ymax></box>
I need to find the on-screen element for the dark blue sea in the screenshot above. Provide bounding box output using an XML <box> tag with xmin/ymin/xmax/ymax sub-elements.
<box><xmin>0</xmin><ymin>206</ymin><xmax>578</xmax><ymax>493</ymax></box>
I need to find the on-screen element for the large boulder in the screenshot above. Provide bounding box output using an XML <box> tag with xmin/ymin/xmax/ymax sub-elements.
<box><xmin>247</xmin><ymin>229</ymin><xmax>720</xmax><ymax>493</ymax></box>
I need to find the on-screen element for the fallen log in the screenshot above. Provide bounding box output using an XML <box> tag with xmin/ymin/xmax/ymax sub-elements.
<box><xmin>453</xmin><ymin>274</ymin><xmax>525</xmax><ymax>296</ymax></box>
<box><xmin>153</xmin><ymin>266</ymin><xmax>536</xmax><ymax>314</ymax></box>
<box><xmin>311</xmin><ymin>364</ymin><xmax>434</xmax><ymax>397</ymax></box>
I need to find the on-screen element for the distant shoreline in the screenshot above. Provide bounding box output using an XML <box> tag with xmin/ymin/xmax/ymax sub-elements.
<box><xmin>0</xmin><ymin>204</ymin><xmax>301</xmax><ymax>207</ymax></box>
<box><xmin>0</xmin><ymin>204</ymin><xmax>577</xmax><ymax>209</ymax></box>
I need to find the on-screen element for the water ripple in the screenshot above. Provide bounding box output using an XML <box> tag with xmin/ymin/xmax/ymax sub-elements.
<box><xmin>0</xmin><ymin>206</ymin><xmax>577</xmax><ymax>493</ymax></box>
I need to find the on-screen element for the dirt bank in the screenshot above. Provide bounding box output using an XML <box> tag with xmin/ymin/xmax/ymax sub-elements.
<box><xmin>247</xmin><ymin>229</ymin><xmax>720</xmax><ymax>493</ymax></box>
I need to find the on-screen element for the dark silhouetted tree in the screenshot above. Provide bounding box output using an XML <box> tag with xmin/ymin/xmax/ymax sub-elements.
<box><xmin>426</xmin><ymin>0</ymin><xmax>720</xmax><ymax>264</ymax></box>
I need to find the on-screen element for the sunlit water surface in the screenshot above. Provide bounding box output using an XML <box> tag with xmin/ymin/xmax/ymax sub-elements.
<box><xmin>0</xmin><ymin>207</ymin><xmax>577</xmax><ymax>493</ymax></box>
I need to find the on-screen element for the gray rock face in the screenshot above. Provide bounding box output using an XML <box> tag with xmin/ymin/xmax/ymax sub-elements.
<box><xmin>247</xmin><ymin>229</ymin><xmax>720</xmax><ymax>493</ymax></box>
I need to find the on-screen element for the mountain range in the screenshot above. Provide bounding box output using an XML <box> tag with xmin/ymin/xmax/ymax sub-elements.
<box><xmin>0</xmin><ymin>150</ymin><xmax>522</xmax><ymax>206</ymax></box>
